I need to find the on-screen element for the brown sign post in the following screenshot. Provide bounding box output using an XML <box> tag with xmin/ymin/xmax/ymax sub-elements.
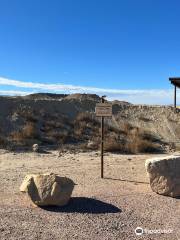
<box><xmin>95</xmin><ymin>96</ymin><xmax>112</xmax><ymax>178</ymax></box>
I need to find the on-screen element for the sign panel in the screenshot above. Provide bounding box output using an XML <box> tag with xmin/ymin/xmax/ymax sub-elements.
<box><xmin>95</xmin><ymin>103</ymin><xmax>112</xmax><ymax>117</ymax></box>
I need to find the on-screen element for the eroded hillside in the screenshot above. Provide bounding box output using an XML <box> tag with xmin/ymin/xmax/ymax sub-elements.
<box><xmin>0</xmin><ymin>93</ymin><xmax>179</xmax><ymax>152</ymax></box>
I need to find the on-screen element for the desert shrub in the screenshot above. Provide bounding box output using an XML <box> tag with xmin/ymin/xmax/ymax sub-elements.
<box><xmin>104</xmin><ymin>138</ymin><xmax>123</xmax><ymax>152</ymax></box>
<box><xmin>11</xmin><ymin>121</ymin><xmax>38</xmax><ymax>144</ymax></box>
<box><xmin>167</xmin><ymin>117</ymin><xmax>178</xmax><ymax>123</ymax></box>
<box><xmin>124</xmin><ymin>128</ymin><xmax>160</xmax><ymax>153</ymax></box>
<box><xmin>74</xmin><ymin>127</ymin><xmax>83</xmax><ymax>138</ymax></box>
<box><xmin>103</xmin><ymin>119</ymin><xmax>121</xmax><ymax>134</ymax></box>
<box><xmin>73</xmin><ymin>112</ymin><xmax>100</xmax><ymax>141</ymax></box>
<box><xmin>75</xmin><ymin>112</ymin><xmax>99</xmax><ymax>126</ymax></box>
<box><xmin>103</xmin><ymin>125</ymin><xmax>160</xmax><ymax>153</ymax></box>
<box><xmin>139</xmin><ymin>140</ymin><xmax>159</xmax><ymax>153</ymax></box>
<box><xmin>76</xmin><ymin>112</ymin><xmax>94</xmax><ymax>122</ymax></box>
<box><xmin>125</xmin><ymin>137</ymin><xmax>159</xmax><ymax>154</ymax></box>
<box><xmin>121</xmin><ymin>122</ymin><xmax>134</xmax><ymax>134</ymax></box>
<box><xmin>17</xmin><ymin>109</ymin><xmax>38</xmax><ymax>122</ymax></box>
<box><xmin>141</xmin><ymin>132</ymin><xmax>161</xmax><ymax>143</ymax></box>
<box><xmin>11</xmin><ymin>131</ymin><xmax>24</xmax><ymax>142</ymax></box>
<box><xmin>47</xmin><ymin>129</ymin><xmax>74</xmax><ymax>144</ymax></box>
<box><xmin>139</xmin><ymin>115</ymin><xmax>151</xmax><ymax>122</ymax></box>
<box><xmin>174</xmin><ymin>143</ymin><xmax>180</xmax><ymax>151</ymax></box>
<box><xmin>23</xmin><ymin>122</ymin><xmax>38</xmax><ymax>138</ymax></box>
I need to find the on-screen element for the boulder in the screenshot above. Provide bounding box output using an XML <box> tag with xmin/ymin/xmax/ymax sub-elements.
<box><xmin>145</xmin><ymin>155</ymin><xmax>180</xmax><ymax>197</ymax></box>
<box><xmin>32</xmin><ymin>144</ymin><xmax>39</xmax><ymax>152</ymax></box>
<box><xmin>20</xmin><ymin>173</ymin><xmax>75</xmax><ymax>206</ymax></box>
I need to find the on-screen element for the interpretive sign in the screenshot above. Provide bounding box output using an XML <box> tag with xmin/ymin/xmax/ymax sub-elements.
<box><xmin>95</xmin><ymin>99</ymin><xmax>112</xmax><ymax>178</ymax></box>
<box><xmin>95</xmin><ymin>103</ymin><xmax>112</xmax><ymax>117</ymax></box>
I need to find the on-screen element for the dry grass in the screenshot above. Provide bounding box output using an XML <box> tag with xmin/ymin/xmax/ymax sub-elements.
<box><xmin>23</xmin><ymin>122</ymin><xmax>37</xmax><ymax>138</ymax></box>
<box><xmin>104</xmin><ymin>124</ymin><xmax>160</xmax><ymax>153</ymax></box>
<box><xmin>8</xmin><ymin>110</ymin><xmax>161</xmax><ymax>153</ymax></box>
<box><xmin>11</xmin><ymin>121</ymin><xmax>38</xmax><ymax>144</ymax></box>
<box><xmin>121</xmin><ymin>122</ymin><xmax>133</xmax><ymax>133</ymax></box>
<box><xmin>73</xmin><ymin>112</ymin><xmax>100</xmax><ymax>141</ymax></box>
<box><xmin>75</xmin><ymin>112</ymin><xmax>95</xmax><ymax>122</ymax></box>
<box><xmin>104</xmin><ymin>138</ymin><xmax>123</xmax><ymax>152</ymax></box>
<box><xmin>73</xmin><ymin>114</ymin><xmax>160</xmax><ymax>153</ymax></box>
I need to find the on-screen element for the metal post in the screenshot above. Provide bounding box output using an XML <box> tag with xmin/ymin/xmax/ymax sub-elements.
<box><xmin>101</xmin><ymin>97</ymin><xmax>105</xmax><ymax>178</ymax></box>
<box><xmin>174</xmin><ymin>85</ymin><xmax>177</xmax><ymax>110</ymax></box>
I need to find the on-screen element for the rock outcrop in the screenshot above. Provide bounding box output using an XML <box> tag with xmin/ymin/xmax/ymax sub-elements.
<box><xmin>20</xmin><ymin>173</ymin><xmax>75</xmax><ymax>206</ymax></box>
<box><xmin>145</xmin><ymin>155</ymin><xmax>180</xmax><ymax>197</ymax></box>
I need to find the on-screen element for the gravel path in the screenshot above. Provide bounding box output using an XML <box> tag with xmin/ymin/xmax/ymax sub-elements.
<box><xmin>0</xmin><ymin>150</ymin><xmax>179</xmax><ymax>240</ymax></box>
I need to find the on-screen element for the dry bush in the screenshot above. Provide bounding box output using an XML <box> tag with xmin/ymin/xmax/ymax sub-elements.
<box><xmin>121</xmin><ymin>122</ymin><xmax>133</xmax><ymax>134</ymax></box>
<box><xmin>138</xmin><ymin>140</ymin><xmax>159</xmax><ymax>153</ymax></box>
<box><xmin>126</xmin><ymin>140</ymin><xmax>155</xmax><ymax>154</ymax></box>
<box><xmin>125</xmin><ymin>128</ymin><xmax>159</xmax><ymax>153</ymax></box>
<box><xmin>174</xmin><ymin>143</ymin><xmax>180</xmax><ymax>151</ymax></box>
<box><xmin>76</xmin><ymin>112</ymin><xmax>94</xmax><ymax>122</ymax></box>
<box><xmin>73</xmin><ymin>121</ymin><xmax>86</xmax><ymax>140</ymax></box>
<box><xmin>23</xmin><ymin>122</ymin><xmax>37</xmax><ymax>138</ymax></box>
<box><xmin>17</xmin><ymin>109</ymin><xmax>38</xmax><ymax>122</ymax></box>
<box><xmin>74</xmin><ymin>127</ymin><xmax>83</xmax><ymax>138</ymax></box>
<box><xmin>74</xmin><ymin>112</ymin><xmax>100</xmax><ymax>141</ymax></box>
<box><xmin>47</xmin><ymin>130</ymin><xmax>72</xmax><ymax>144</ymax></box>
<box><xmin>139</xmin><ymin>115</ymin><xmax>151</xmax><ymax>122</ymax></box>
<box><xmin>11</xmin><ymin>121</ymin><xmax>38</xmax><ymax>143</ymax></box>
<box><xmin>11</xmin><ymin>131</ymin><xmax>24</xmax><ymax>143</ymax></box>
<box><xmin>106</xmin><ymin>125</ymin><xmax>121</xmax><ymax>134</ymax></box>
<box><xmin>75</xmin><ymin>112</ymin><xmax>99</xmax><ymax>126</ymax></box>
<box><xmin>104</xmin><ymin>138</ymin><xmax>123</xmax><ymax>152</ymax></box>
<box><xmin>104</xmin><ymin>125</ymin><xmax>160</xmax><ymax>153</ymax></box>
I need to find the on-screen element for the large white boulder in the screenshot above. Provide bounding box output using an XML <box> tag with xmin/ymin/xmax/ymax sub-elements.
<box><xmin>20</xmin><ymin>173</ymin><xmax>75</xmax><ymax>206</ymax></box>
<box><xmin>145</xmin><ymin>155</ymin><xmax>180</xmax><ymax>197</ymax></box>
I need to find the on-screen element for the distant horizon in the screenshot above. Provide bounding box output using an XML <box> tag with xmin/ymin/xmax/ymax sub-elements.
<box><xmin>1</xmin><ymin>91</ymin><xmax>178</xmax><ymax>106</ymax></box>
<box><xmin>0</xmin><ymin>76</ymin><xmax>178</xmax><ymax>105</ymax></box>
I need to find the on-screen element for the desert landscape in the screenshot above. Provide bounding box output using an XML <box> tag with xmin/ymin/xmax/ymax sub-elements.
<box><xmin>0</xmin><ymin>149</ymin><xmax>180</xmax><ymax>240</ymax></box>
<box><xmin>1</xmin><ymin>1</ymin><xmax>180</xmax><ymax>239</ymax></box>
<box><xmin>0</xmin><ymin>94</ymin><xmax>180</xmax><ymax>240</ymax></box>
<box><xmin>1</xmin><ymin>93</ymin><xmax>180</xmax><ymax>152</ymax></box>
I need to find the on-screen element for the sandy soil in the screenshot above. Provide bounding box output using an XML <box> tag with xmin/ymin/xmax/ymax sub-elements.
<box><xmin>0</xmin><ymin>149</ymin><xmax>179</xmax><ymax>240</ymax></box>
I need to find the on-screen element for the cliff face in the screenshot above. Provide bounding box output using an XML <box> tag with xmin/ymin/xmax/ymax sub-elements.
<box><xmin>113</xmin><ymin>104</ymin><xmax>180</xmax><ymax>143</ymax></box>
<box><xmin>0</xmin><ymin>94</ymin><xmax>180</xmax><ymax>150</ymax></box>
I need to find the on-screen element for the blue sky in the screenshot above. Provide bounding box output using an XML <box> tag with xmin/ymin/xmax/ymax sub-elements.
<box><xmin>0</xmin><ymin>0</ymin><xmax>180</xmax><ymax>104</ymax></box>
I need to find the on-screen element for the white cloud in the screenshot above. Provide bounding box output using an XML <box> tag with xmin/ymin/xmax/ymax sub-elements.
<box><xmin>0</xmin><ymin>90</ymin><xmax>31</xmax><ymax>96</ymax></box>
<box><xmin>0</xmin><ymin>76</ymin><xmax>176</xmax><ymax>104</ymax></box>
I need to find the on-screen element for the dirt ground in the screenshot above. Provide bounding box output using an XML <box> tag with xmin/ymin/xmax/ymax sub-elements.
<box><xmin>0</xmin><ymin>149</ymin><xmax>179</xmax><ymax>240</ymax></box>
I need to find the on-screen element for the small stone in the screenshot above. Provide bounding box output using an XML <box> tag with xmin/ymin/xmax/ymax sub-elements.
<box><xmin>32</xmin><ymin>144</ymin><xmax>39</xmax><ymax>152</ymax></box>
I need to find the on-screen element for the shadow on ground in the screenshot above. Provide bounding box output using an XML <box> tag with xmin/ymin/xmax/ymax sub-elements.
<box><xmin>41</xmin><ymin>197</ymin><xmax>121</xmax><ymax>214</ymax></box>
<box><xmin>104</xmin><ymin>177</ymin><xmax>149</xmax><ymax>185</ymax></box>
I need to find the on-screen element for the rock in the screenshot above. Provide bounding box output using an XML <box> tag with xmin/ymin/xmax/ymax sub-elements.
<box><xmin>32</xmin><ymin>144</ymin><xmax>39</xmax><ymax>152</ymax></box>
<box><xmin>20</xmin><ymin>173</ymin><xmax>75</xmax><ymax>206</ymax></box>
<box><xmin>145</xmin><ymin>155</ymin><xmax>180</xmax><ymax>197</ymax></box>
<box><xmin>87</xmin><ymin>141</ymin><xmax>97</xmax><ymax>149</ymax></box>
